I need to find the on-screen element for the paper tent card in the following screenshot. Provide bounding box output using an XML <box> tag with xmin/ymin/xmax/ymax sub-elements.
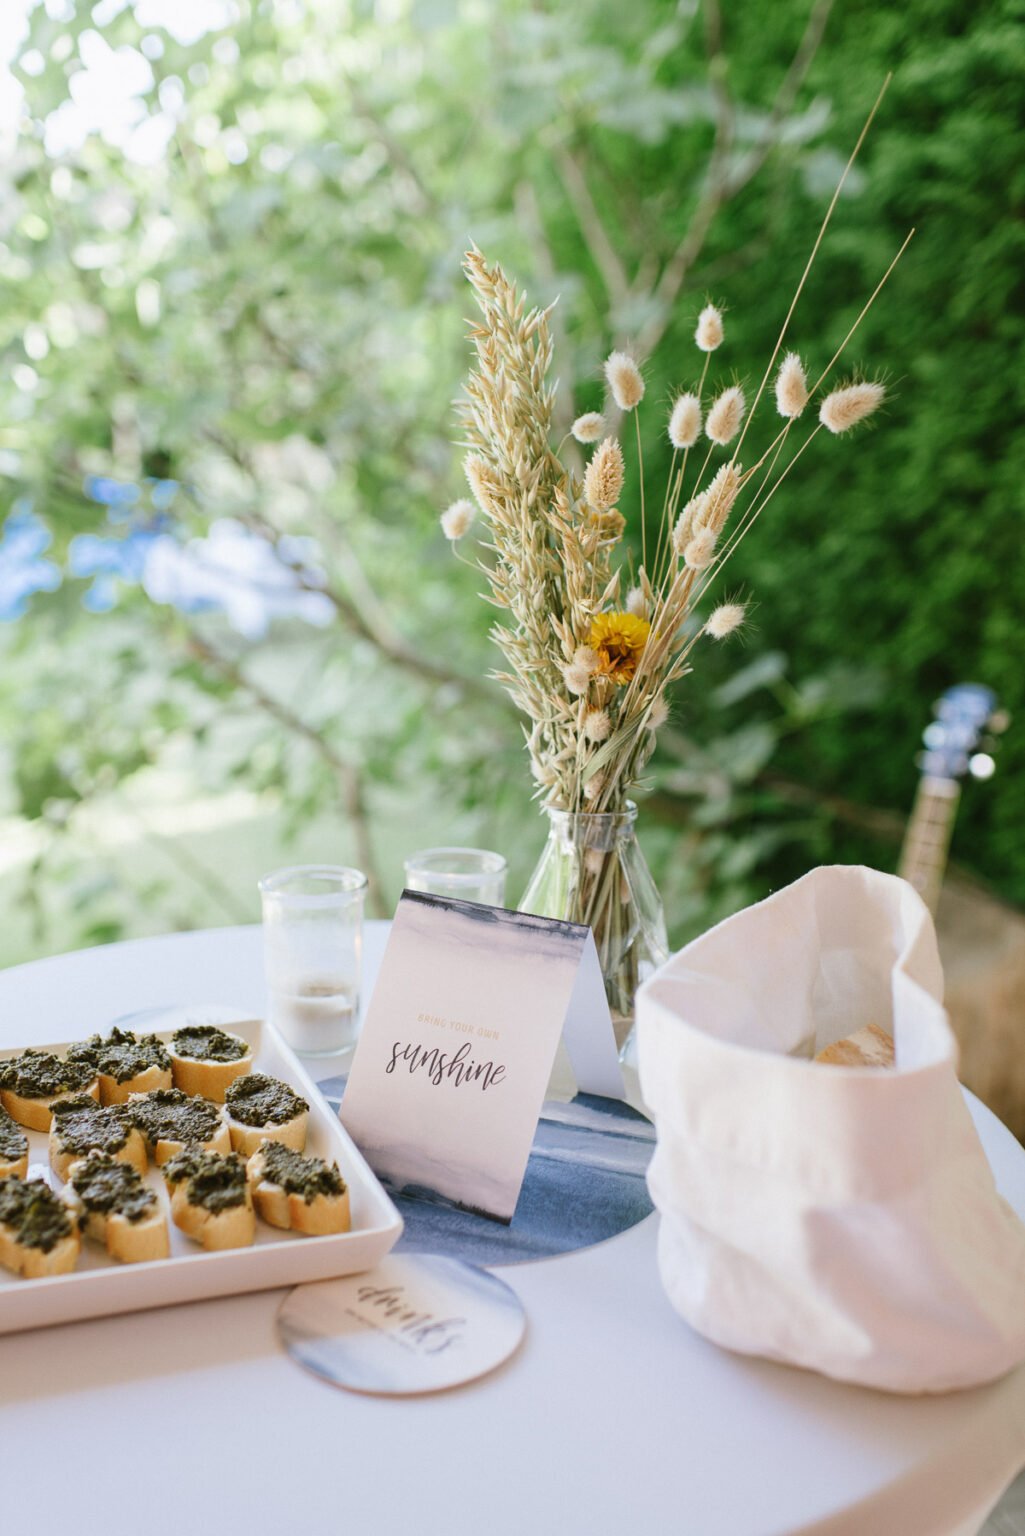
<box><xmin>339</xmin><ymin>891</ymin><xmax>624</xmax><ymax>1222</ymax></box>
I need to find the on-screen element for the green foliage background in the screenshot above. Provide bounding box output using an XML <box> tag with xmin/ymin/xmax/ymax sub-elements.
<box><xmin>0</xmin><ymin>0</ymin><xmax>1021</xmax><ymax>962</ymax></box>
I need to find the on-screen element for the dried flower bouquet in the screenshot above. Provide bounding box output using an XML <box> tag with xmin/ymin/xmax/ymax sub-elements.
<box><xmin>442</xmin><ymin>92</ymin><xmax>911</xmax><ymax>1023</ymax></box>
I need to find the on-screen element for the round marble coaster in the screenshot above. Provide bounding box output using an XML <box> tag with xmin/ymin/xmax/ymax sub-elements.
<box><xmin>277</xmin><ymin>1255</ymin><xmax>526</xmax><ymax>1396</ymax></box>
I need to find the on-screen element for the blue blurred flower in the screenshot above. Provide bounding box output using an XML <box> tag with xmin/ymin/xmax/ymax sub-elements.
<box><xmin>147</xmin><ymin>478</ymin><xmax>179</xmax><ymax>512</ymax></box>
<box><xmin>0</xmin><ymin>511</ymin><xmax>62</xmax><ymax>620</ymax></box>
<box><xmin>142</xmin><ymin>519</ymin><xmax>334</xmax><ymax>640</ymax></box>
<box><xmin>68</xmin><ymin>526</ymin><xmax>160</xmax><ymax>585</ymax></box>
<box><xmin>83</xmin><ymin>475</ymin><xmax>141</xmax><ymax>512</ymax></box>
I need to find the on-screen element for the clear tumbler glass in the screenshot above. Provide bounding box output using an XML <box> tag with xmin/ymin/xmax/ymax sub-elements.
<box><xmin>403</xmin><ymin>847</ymin><xmax>507</xmax><ymax>907</ymax></box>
<box><xmin>259</xmin><ymin>865</ymin><xmax>367</xmax><ymax>1058</ymax></box>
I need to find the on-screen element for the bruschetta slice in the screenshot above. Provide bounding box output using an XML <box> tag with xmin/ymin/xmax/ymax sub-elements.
<box><xmin>65</xmin><ymin>1150</ymin><xmax>169</xmax><ymax>1264</ymax></box>
<box><xmin>247</xmin><ymin>1140</ymin><xmax>350</xmax><ymax>1236</ymax></box>
<box><xmin>168</xmin><ymin>1023</ymin><xmax>253</xmax><ymax>1102</ymax></box>
<box><xmin>224</xmin><ymin>1073</ymin><xmax>309</xmax><ymax>1157</ymax></box>
<box><xmin>68</xmin><ymin>1027</ymin><xmax>172</xmax><ymax>1105</ymax></box>
<box><xmin>49</xmin><ymin>1094</ymin><xmax>148</xmax><ymax>1182</ymax></box>
<box><xmin>0</xmin><ymin>1106</ymin><xmax>28</xmax><ymax>1181</ymax></box>
<box><xmin>0</xmin><ymin>1051</ymin><xmax>99</xmax><ymax>1132</ymax></box>
<box><xmin>0</xmin><ymin>1176</ymin><xmax>81</xmax><ymax>1278</ymax></box>
<box><xmin>127</xmin><ymin>1087</ymin><xmax>231</xmax><ymax>1167</ymax></box>
<box><xmin>162</xmin><ymin>1147</ymin><xmax>255</xmax><ymax>1251</ymax></box>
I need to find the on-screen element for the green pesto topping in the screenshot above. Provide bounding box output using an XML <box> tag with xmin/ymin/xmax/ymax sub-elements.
<box><xmin>0</xmin><ymin>1050</ymin><xmax>95</xmax><ymax>1100</ymax></box>
<box><xmin>163</xmin><ymin>1148</ymin><xmax>246</xmax><ymax>1213</ymax></box>
<box><xmin>0</xmin><ymin>1177</ymin><xmax>74</xmax><ymax>1253</ymax></box>
<box><xmin>225</xmin><ymin>1073</ymin><xmax>308</xmax><ymax>1128</ymax></box>
<box><xmin>172</xmin><ymin>1024</ymin><xmax>249</xmax><ymax>1064</ymax></box>
<box><xmin>68</xmin><ymin>1027</ymin><xmax>170</xmax><ymax>1084</ymax></box>
<box><xmin>70</xmin><ymin>1152</ymin><xmax>156</xmax><ymax>1224</ymax></box>
<box><xmin>129</xmin><ymin>1087</ymin><xmax>221</xmax><ymax>1148</ymax></box>
<box><xmin>0</xmin><ymin>1106</ymin><xmax>27</xmax><ymax>1163</ymax></box>
<box><xmin>50</xmin><ymin>1095</ymin><xmax>132</xmax><ymax>1156</ymax></box>
<box><xmin>259</xmin><ymin>1140</ymin><xmax>346</xmax><ymax>1204</ymax></box>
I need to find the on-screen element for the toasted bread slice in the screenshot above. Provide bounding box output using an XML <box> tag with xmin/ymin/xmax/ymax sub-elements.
<box><xmin>127</xmin><ymin>1087</ymin><xmax>231</xmax><ymax>1166</ymax></box>
<box><xmin>247</xmin><ymin>1141</ymin><xmax>350</xmax><ymax>1236</ymax></box>
<box><xmin>0</xmin><ymin>1176</ymin><xmax>81</xmax><ymax>1278</ymax></box>
<box><xmin>224</xmin><ymin>1073</ymin><xmax>309</xmax><ymax>1157</ymax></box>
<box><xmin>815</xmin><ymin>1023</ymin><xmax>895</xmax><ymax>1069</ymax></box>
<box><xmin>163</xmin><ymin>1148</ymin><xmax>255</xmax><ymax>1251</ymax></box>
<box><xmin>0</xmin><ymin>1107</ymin><xmax>28</xmax><ymax>1181</ymax></box>
<box><xmin>49</xmin><ymin>1095</ymin><xmax>148</xmax><ymax>1183</ymax></box>
<box><xmin>65</xmin><ymin>1151</ymin><xmax>170</xmax><ymax>1264</ymax></box>
<box><xmin>69</xmin><ymin>1028</ymin><xmax>173</xmax><ymax>1105</ymax></box>
<box><xmin>0</xmin><ymin>1051</ymin><xmax>99</xmax><ymax>1132</ymax></box>
<box><xmin>168</xmin><ymin>1024</ymin><xmax>253</xmax><ymax>1102</ymax></box>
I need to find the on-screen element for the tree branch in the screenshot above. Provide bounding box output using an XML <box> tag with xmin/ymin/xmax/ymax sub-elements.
<box><xmin>552</xmin><ymin>144</ymin><xmax>632</xmax><ymax>317</ymax></box>
<box><xmin>634</xmin><ymin>0</ymin><xmax>832</xmax><ymax>357</ymax></box>
<box><xmin>724</xmin><ymin>0</ymin><xmax>834</xmax><ymax>197</ymax></box>
<box><xmin>184</xmin><ymin>631</ymin><xmax>389</xmax><ymax>915</ymax></box>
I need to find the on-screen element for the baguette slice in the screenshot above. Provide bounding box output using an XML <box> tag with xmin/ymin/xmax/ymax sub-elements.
<box><xmin>0</xmin><ymin>1176</ymin><xmax>81</xmax><ymax>1278</ymax></box>
<box><xmin>224</xmin><ymin>1073</ymin><xmax>309</xmax><ymax>1157</ymax></box>
<box><xmin>0</xmin><ymin>1107</ymin><xmax>28</xmax><ymax>1181</ymax></box>
<box><xmin>168</xmin><ymin>1024</ymin><xmax>253</xmax><ymax>1103</ymax></box>
<box><xmin>0</xmin><ymin>1051</ymin><xmax>99</xmax><ymax>1132</ymax></box>
<box><xmin>127</xmin><ymin>1087</ymin><xmax>231</xmax><ymax>1166</ymax></box>
<box><xmin>49</xmin><ymin>1095</ymin><xmax>148</xmax><ymax>1183</ymax></box>
<box><xmin>163</xmin><ymin>1148</ymin><xmax>255</xmax><ymax>1251</ymax></box>
<box><xmin>68</xmin><ymin>1028</ymin><xmax>173</xmax><ymax>1105</ymax></box>
<box><xmin>247</xmin><ymin>1141</ymin><xmax>350</xmax><ymax>1236</ymax></box>
<box><xmin>815</xmin><ymin>1023</ymin><xmax>895</xmax><ymax>1069</ymax></box>
<box><xmin>65</xmin><ymin>1151</ymin><xmax>169</xmax><ymax>1264</ymax></box>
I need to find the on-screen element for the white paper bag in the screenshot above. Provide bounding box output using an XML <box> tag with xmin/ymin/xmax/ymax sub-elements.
<box><xmin>637</xmin><ymin>865</ymin><xmax>1025</xmax><ymax>1393</ymax></box>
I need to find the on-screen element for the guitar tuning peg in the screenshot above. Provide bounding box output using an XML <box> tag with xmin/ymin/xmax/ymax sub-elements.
<box><xmin>989</xmin><ymin>709</ymin><xmax>1011</xmax><ymax>734</ymax></box>
<box><xmin>969</xmin><ymin>752</ymin><xmax>997</xmax><ymax>781</ymax></box>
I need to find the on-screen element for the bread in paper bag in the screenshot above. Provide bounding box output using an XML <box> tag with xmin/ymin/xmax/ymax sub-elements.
<box><xmin>636</xmin><ymin>864</ymin><xmax>1025</xmax><ymax>1393</ymax></box>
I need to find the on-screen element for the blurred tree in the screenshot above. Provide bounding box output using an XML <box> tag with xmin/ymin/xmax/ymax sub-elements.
<box><xmin>0</xmin><ymin>0</ymin><xmax>1017</xmax><ymax>958</ymax></box>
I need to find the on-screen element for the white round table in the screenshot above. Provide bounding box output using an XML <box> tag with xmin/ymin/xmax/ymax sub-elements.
<box><xmin>1</xmin><ymin>924</ymin><xmax>1024</xmax><ymax>1536</ymax></box>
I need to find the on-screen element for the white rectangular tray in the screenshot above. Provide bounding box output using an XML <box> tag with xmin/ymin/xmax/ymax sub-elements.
<box><xmin>0</xmin><ymin>1009</ymin><xmax>403</xmax><ymax>1334</ymax></box>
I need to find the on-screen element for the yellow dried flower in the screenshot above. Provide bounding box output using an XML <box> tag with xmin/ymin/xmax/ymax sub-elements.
<box><xmin>705</xmin><ymin>602</ymin><xmax>746</xmax><ymax>639</ymax></box>
<box><xmin>440</xmin><ymin>498</ymin><xmax>475</xmax><ymax>541</ymax></box>
<box><xmin>668</xmin><ymin>392</ymin><xmax>702</xmax><ymax>450</ymax></box>
<box><xmin>695</xmin><ymin>304</ymin><xmax>724</xmax><ymax>352</ymax></box>
<box><xmin>819</xmin><ymin>381</ymin><xmax>886</xmax><ymax>434</ymax></box>
<box><xmin>584</xmin><ymin>436</ymin><xmax>625</xmax><ymax>511</ymax></box>
<box><xmin>588</xmin><ymin>610</ymin><xmax>651</xmax><ymax>685</ymax></box>
<box><xmin>683</xmin><ymin>526</ymin><xmax>717</xmax><ymax>571</ymax></box>
<box><xmin>583</xmin><ymin>708</ymin><xmax>611</xmax><ymax>743</ymax></box>
<box><xmin>604</xmin><ymin>351</ymin><xmax>645</xmax><ymax>411</ymax></box>
<box><xmin>705</xmin><ymin>384</ymin><xmax>745</xmax><ymax>445</ymax></box>
<box><xmin>572</xmin><ymin>411</ymin><xmax>605</xmax><ymax>444</ymax></box>
<box><xmin>774</xmin><ymin>352</ymin><xmax>808</xmax><ymax>419</ymax></box>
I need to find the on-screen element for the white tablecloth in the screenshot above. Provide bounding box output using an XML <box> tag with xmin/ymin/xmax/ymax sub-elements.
<box><xmin>1</xmin><ymin>923</ymin><xmax>1024</xmax><ymax>1536</ymax></box>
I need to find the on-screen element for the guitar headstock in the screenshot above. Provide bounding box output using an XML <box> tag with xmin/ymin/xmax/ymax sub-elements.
<box><xmin>918</xmin><ymin>683</ymin><xmax>1006</xmax><ymax>784</ymax></box>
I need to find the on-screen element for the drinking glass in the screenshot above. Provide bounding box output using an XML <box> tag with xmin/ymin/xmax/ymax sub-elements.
<box><xmin>402</xmin><ymin>847</ymin><xmax>507</xmax><ymax>907</ymax></box>
<box><xmin>259</xmin><ymin>865</ymin><xmax>367</xmax><ymax>1057</ymax></box>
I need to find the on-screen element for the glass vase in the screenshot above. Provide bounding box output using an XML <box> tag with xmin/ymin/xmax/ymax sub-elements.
<box><xmin>519</xmin><ymin>802</ymin><xmax>669</xmax><ymax>1059</ymax></box>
